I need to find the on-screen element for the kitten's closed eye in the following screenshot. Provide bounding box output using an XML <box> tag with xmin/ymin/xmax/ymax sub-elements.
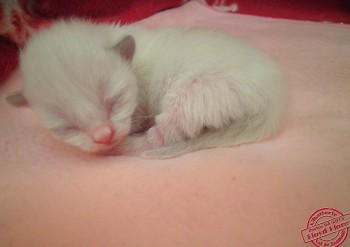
<box><xmin>108</xmin><ymin>93</ymin><xmax>123</xmax><ymax>105</ymax></box>
<box><xmin>98</xmin><ymin>81</ymin><xmax>124</xmax><ymax>112</ymax></box>
<box><xmin>105</xmin><ymin>93</ymin><xmax>122</xmax><ymax>110</ymax></box>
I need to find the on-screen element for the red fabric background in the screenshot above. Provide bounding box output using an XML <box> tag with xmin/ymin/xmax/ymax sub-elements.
<box><xmin>207</xmin><ymin>0</ymin><xmax>350</xmax><ymax>24</ymax></box>
<box><xmin>0</xmin><ymin>0</ymin><xmax>189</xmax><ymax>82</ymax></box>
<box><xmin>1</xmin><ymin>0</ymin><xmax>349</xmax><ymax>83</ymax></box>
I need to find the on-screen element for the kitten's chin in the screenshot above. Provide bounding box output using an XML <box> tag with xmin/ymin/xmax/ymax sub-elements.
<box><xmin>85</xmin><ymin>137</ymin><xmax>124</xmax><ymax>155</ymax></box>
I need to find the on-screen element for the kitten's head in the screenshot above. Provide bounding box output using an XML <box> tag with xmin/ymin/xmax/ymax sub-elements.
<box><xmin>6</xmin><ymin>21</ymin><xmax>138</xmax><ymax>153</ymax></box>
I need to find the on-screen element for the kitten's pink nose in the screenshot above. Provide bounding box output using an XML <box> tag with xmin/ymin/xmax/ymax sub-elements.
<box><xmin>92</xmin><ymin>125</ymin><xmax>115</xmax><ymax>144</ymax></box>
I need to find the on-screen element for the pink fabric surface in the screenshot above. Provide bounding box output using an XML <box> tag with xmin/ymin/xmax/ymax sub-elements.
<box><xmin>1</xmin><ymin>1</ymin><xmax>350</xmax><ymax>247</ymax></box>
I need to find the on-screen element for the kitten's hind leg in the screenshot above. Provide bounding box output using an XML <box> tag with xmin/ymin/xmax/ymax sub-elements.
<box><xmin>117</xmin><ymin>77</ymin><xmax>243</xmax><ymax>158</ymax></box>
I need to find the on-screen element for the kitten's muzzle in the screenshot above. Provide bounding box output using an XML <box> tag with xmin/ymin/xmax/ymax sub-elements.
<box><xmin>89</xmin><ymin>124</ymin><xmax>127</xmax><ymax>154</ymax></box>
<box><xmin>92</xmin><ymin>125</ymin><xmax>115</xmax><ymax>144</ymax></box>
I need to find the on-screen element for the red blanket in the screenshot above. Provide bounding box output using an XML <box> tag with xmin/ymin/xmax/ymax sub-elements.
<box><xmin>1</xmin><ymin>0</ymin><xmax>349</xmax><ymax>82</ymax></box>
<box><xmin>0</xmin><ymin>0</ymin><xmax>191</xmax><ymax>82</ymax></box>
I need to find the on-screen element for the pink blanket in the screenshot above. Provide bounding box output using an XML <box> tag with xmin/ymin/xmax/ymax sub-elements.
<box><xmin>1</xmin><ymin>2</ymin><xmax>349</xmax><ymax>246</ymax></box>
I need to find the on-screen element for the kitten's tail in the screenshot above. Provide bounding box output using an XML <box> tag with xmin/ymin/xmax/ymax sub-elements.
<box><xmin>140</xmin><ymin>112</ymin><xmax>284</xmax><ymax>159</ymax></box>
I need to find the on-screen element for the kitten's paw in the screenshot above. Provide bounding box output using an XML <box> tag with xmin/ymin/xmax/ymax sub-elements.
<box><xmin>146</xmin><ymin>126</ymin><xmax>165</xmax><ymax>147</ymax></box>
<box><xmin>113</xmin><ymin>135</ymin><xmax>150</xmax><ymax>156</ymax></box>
<box><xmin>107</xmin><ymin>127</ymin><xmax>166</xmax><ymax>157</ymax></box>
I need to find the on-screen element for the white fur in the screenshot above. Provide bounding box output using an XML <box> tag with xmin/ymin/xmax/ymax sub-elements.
<box><xmin>15</xmin><ymin>19</ymin><xmax>287</xmax><ymax>158</ymax></box>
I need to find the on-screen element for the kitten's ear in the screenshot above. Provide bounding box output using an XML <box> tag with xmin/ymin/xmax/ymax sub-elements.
<box><xmin>4</xmin><ymin>90</ymin><xmax>28</xmax><ymax>107</ymax></box>
<box><xmin>114</xmin><ymin>35</ymin><xmax>135</xmax><ymax>63</ymax></box>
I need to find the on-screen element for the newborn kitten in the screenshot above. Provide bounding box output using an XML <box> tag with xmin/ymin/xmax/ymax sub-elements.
<box><xmin>5</xmin><ymin>19</ymin><xmax>287</xmax><ymax>159</ymax></box>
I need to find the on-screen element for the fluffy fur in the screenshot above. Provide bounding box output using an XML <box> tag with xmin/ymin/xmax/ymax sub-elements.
<box><xmin>6</xmin><ymin>20</ymin><xmax>287</xmax><ymax>158</ymax></box>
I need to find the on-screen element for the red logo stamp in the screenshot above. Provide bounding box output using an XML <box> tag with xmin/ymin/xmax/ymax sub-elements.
<box><xmin>301</xmin><ymin>208</ymin><xmax>350</xmax><ymax>247</ymax></box>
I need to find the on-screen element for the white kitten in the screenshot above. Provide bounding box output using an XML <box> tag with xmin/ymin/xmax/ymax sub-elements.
<box><xmin>5</xmin><ymin>19</ymin><xmax>287</xmax><ymax>159</ymax></box>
